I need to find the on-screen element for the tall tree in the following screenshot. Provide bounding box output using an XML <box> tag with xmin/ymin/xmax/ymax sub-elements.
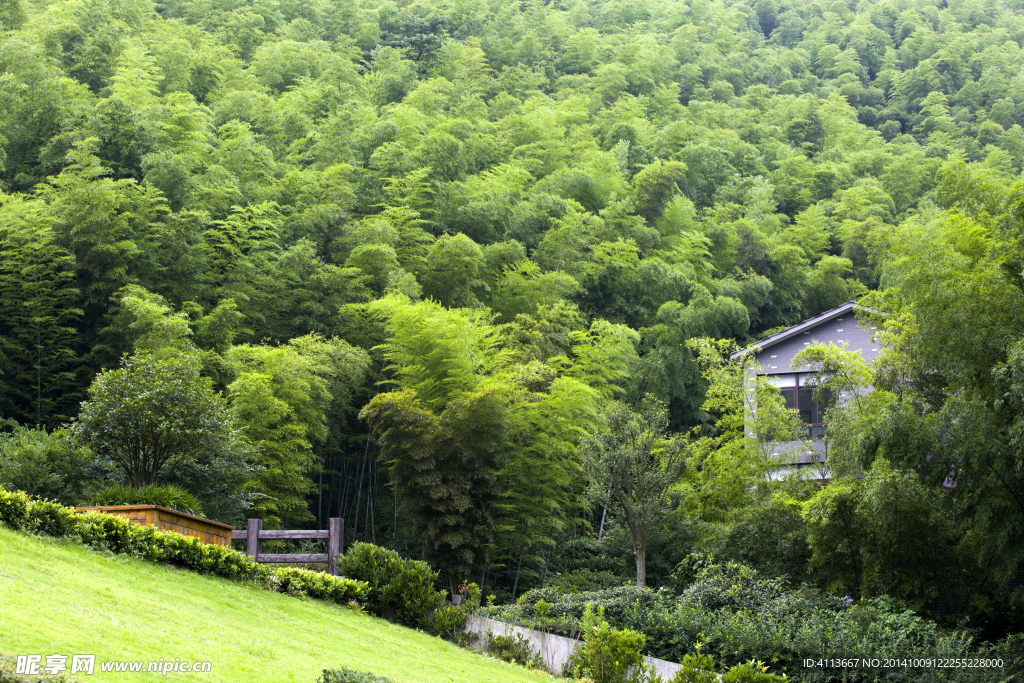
<box><xmin>0</xmin><ymin>196</ymin><xmax>82</xmax><ymax>426</ymax></box>
<box><xmin>580</xmin><ymin>397</ymin><xmax>686</xmax><ymax>589</ymax></box>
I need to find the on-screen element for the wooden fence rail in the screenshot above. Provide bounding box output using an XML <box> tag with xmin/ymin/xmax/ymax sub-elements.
<box><xmin>230</xmin><ymin>518</ymin><xmax>344</xmax><ymax>575</ymax></box>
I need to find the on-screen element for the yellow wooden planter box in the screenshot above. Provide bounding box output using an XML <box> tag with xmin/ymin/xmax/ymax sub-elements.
<box><xmin>74</xmin><ymin>505</ymin><xmax>236</xmax><ymax>547</ymax></box>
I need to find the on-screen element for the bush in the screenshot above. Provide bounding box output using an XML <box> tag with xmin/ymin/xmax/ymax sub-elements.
<box><xmin>564</xmin><ymin>604</ymin><xmax>646</xmax><ymax>683</ymax></box>
<box><xmin>719</xmin><ymin>661</ymin><xmax>787</xmax><ymax>683</ymax></box>
<box><xmin>482</xmin><ymin>584</ymin><xmax>676</xmax><ymax>638</ymax></box>
<box><xmin>0</xmin><ymin>426</ymin><xmax>98</xmax><ymax>506</ymax></box>
<box><xmin>88</xmin><ymin>483</ymin><xmax>203</xmax><ymax>517</ymax></box>
<box><xmin>486</xmin><ymin>631</ymin><xmax>544</xmax><ymax>669</ymax></box>
<box><xmin>0</xmin><ymin>488</ymin><xmax>30</xmax><ymax>530</ymax></box>
<box><xmin>716</xmin><ymin>498</ymin><xmax>811</xmax><ymax>583</ymax></box>
<box><xmin>317</xmin><ymin>667</ymin><xmax>394</xmax><ymax>683</ymax></box>
<box><xmin>431</xmin><ymin>582</ymin><xmax>481</xmax><ymax>643</ymax></box>
<box><xmin>337</xmin><ymin>542</ymin><xmax>446</xmax><ymax>630</ymax></box>
<box><xmin>0</xmin><ymin>486</ymin><xmax>368</xmax><ymax>607</ymax></box>
<box><xmin>546</xmin><ymin>568</ymin><xmax>630</xmax><ymax>593</ymax></box>
<box><xmin>667</xmin><ymin>653</ymin><xmax>717</xmax><ymax>683</ymax></box>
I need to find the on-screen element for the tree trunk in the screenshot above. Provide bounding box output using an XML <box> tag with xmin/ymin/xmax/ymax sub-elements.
<box><xmin>635</xmin><ymin>546</ymin><xmax>646</xmax><ymax>589</ymax></box>
<box><xmin>511</xmin><ymin>541</ymin><xmax>527</xmax><ymax>599</ymax></box>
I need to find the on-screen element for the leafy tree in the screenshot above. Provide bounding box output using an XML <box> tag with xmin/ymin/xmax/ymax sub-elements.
<box><xmin>683</xmin><ymin>339</ymin><xmax>805</xmax><ymax>520</ymax></box>
<box><xmin>72</xmin><ymin>352</ymin><xmax>250</xmax><ymax>490</ymax></box>
<box><xmin>804</xmin><ymin>461</ymin><xmax>965</xmax><ymax>613</ymax></box>
<box><xmin>581</xmin><ymin>397</ymin><xmax>686</xmax><ymax>589</ymax></box>
<box><xmin>419</xmin><ymin>233</ymin><xmax>486</xmax><ymax>308</ymax></box>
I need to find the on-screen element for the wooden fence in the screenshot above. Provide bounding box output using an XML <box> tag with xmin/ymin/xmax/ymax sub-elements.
<box><xmin>230</xmin><ymin>518</ymin><xmax>344</xmax><ymax>575</ymax></box>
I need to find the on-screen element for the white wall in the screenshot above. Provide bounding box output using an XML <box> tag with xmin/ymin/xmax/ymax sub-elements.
<box><xmin>463</xmin><ymin>614</ymin><xmax>685</xmax><ymax>680</ymax></box>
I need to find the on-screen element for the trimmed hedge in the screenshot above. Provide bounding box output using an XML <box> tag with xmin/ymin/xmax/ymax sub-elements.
<box><xmin>0</xmin><ymin>487</ymin><xmax>368</xmax><ymax>607</ymax></box>
<box><xmin>337</xmin><ymin>542</ymin><xmax>447</xmax><ymax>631</ymax></box>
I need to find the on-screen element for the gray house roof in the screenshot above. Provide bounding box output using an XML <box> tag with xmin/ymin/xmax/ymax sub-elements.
<box><xmin>732</xmin><ymin>300</ymin><xmax>880</xmax><ymax>372</ymax></box>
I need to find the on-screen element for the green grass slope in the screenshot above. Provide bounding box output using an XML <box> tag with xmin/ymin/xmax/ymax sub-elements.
<box><xmin>0</xmin><ymin>528</ymin><xmax>547</xmax><ymax>683</ymax></box>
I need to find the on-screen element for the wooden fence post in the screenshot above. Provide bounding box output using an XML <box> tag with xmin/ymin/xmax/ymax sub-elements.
<box><xmin>328</xmin><ymin>517</ymin><xmax>343</xmax><ymax>576</ymax></box>
<box><xmin>246</xmin><ymin>518</ymin><xmax>262</xmax><ymax>560</ymax></box>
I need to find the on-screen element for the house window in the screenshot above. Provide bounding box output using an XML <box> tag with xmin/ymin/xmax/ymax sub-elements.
<box><xmin>764</xmin><ymin>373</ymin><xmax>832</xmax><ymax>439</ymax></box>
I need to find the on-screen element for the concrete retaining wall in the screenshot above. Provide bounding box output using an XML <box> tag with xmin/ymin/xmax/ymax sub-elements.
<box><xmin>463</xmin><ymin>614</ymin><xmax>683</xmax><ymax>679</ymax></box>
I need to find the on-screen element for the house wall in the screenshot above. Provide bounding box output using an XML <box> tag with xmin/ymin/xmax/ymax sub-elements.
<box><xmin>753</xmin><ymin>313</ymin><xmax>880</xmax><ymax>372</ymax></box>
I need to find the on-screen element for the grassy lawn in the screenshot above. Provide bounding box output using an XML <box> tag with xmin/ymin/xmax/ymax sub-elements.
<box><xmin>0</xmin><ymin>527</ymin><xmax>548</xmax><ymax>683</ymax></box>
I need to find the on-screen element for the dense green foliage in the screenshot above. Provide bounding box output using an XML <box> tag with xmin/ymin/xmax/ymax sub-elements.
<box><xmin>485</xmin><ymin>631</ymin><xmax>546</xmax><ymax>669</ymax></box>
<box><xmin>484</xmin><ymin>561</ymin><xmax>1023</xmax><ymax>681</ymax></box>
<box><xmin>3</xmin><ymin>0</ymin><xmax>1024</xmax><ymax>664</ymax></box>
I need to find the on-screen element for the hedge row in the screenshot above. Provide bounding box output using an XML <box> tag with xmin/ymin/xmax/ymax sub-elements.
<box><xmin>0</xmin><ymin>487</ymin><xmax>368</xmax><ymax>606</ymax></box>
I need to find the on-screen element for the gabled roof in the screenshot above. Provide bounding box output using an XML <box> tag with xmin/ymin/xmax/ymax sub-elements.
<box><xmin>731</xmin><ymin>300</ymin><xmax>861</xmax><ymax>361</ymax></box>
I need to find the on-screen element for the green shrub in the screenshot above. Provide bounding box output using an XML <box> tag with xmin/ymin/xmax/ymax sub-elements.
<box><xmin>720</xmin><ymin>661</ymin><xmax>787</xmax><ymax>683</ymax></box>
<box><xmin>273</xmin><ymin>567</ymin><xmax>370</xmax><ymax>604</ymax></box>
<box><xmin>431</xmin><ymin>582</ymin><xmax>480</xmax><ymax>643</ymax></box>
<box><xmin>667</xmin><ymin>653</ymin><xmax>717</xmax><ymax>683</ymax></box>
<box><xmin>337</xmin><ymin>542</ymin><xmax>445</xmax><ymax>630</ymax></box>
<box><xmin>716</xmin><ymin>498</ymin><xmax>811</xmax><ymax>583</ymax></box>
<box><xmin>0</xmin><ymin>486</ymin><xmax>368</xmax><ymax>608</ymax></box>
<box><xmin>0</xmin><ymin>488</ymin><xmax>30</xmax><ymax>530</ymax></box>
<box><xmin>482</xmin><ymin>584</ymin><xmax>676</xmax><ymax>638</ymax></box>
<box><xmin>486</xmin><ymin>631</ymin><xmax>544</xmax><ymax>669</ymax></box>
<box><xmin>0</xmin><ymin>427</ymin><xmax>97</xmax><ymax>506</ymax></box>
<box><xmin>564</xmin><ymin>604</ymin><xmax>646</xmax><ymax>683</ymax></box>
<box><xmin>88</xmin><ymin>483</ymin><xmax>204</xmax><ymax>517</ymax></box>
<box><xmin>316</xmin><ymin>666</ymin><xmax>394</xmax><ymax>683</ymax></box>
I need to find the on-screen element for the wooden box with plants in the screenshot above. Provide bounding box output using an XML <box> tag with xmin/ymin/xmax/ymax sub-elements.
<box><xmin>73</xmin><ymin>503</ymin><xmax>235</xmax><ymax>547</ymax></box>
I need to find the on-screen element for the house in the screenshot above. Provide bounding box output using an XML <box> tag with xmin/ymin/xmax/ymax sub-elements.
<box><xmin>732</xmin><ymin>300</ymin><xmax>881</xmax><ymax>477</ymax></box>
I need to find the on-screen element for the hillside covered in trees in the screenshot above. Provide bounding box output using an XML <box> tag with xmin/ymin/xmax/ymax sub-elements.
<box><xmin>3</xmin><ymin>0</ymin><xmax>1024</xmax><ymax>666</ymax></box>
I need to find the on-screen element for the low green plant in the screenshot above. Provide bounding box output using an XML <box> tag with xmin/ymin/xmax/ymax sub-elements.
<box><xmin>486</xmin><ymin>631</ymin><xmax>544</xmax><ymax>669</ymax></box>
<box><xmin>667</xmin><ymin>652</ymin><xmax>717</xmax><ymax>683</ymax></box>
<box><xmin>88</xmin><ymin>483</ymin><xmax>204</xmax><ymax>516</ymax></box>
<box><xmin>0</xmin><ymin>486</ymin><xmax>368</xmax><ymax>607</ymax></box>
<box><xmin>432</xmin><ymin>582</ymin><xmax>481</xmax><ymax>643</ymax></box>
<box><xmin>720</xmin><ymin>661</ymin><xmax>787</xmax><ymax>683</ymax></box>
<box><xmin>337</xmin><ymin>541</ymin><xmax>446</xmax><ymax>630</ymax></box>
<box><xmin>564</xmin><ymin>604</ymin><xmax>646</xmax><ymax>683</ymax></box>
<box><xmin>316</xmin><ymin>666</ymin><xmax>394</xmax><ymax>683</ymax></box>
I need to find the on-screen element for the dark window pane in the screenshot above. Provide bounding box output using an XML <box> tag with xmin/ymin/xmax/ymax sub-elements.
<box><xmin>813</xmin><ymin>388</ymin><xmax>833</xmax><ymax>423</ymax></box>
<box><xmin>779</xmin><ymin>387</ymin><xmax>795</xmax><ymax>410</ymax></box>
<box><xmin>798</xmin><ymin>388</ymin><xmax>813</xmax><ymax>423</ymax></box>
